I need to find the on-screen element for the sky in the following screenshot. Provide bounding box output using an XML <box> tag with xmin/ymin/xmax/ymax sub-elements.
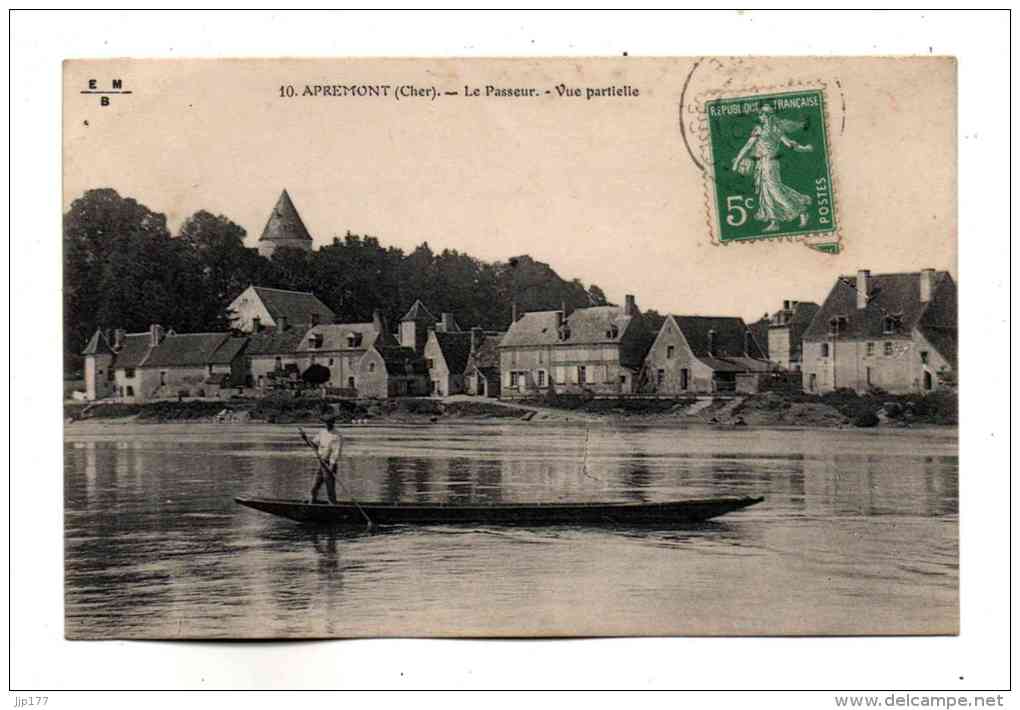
<box><xmin>63</xmin><ymin>57</ymin><xmax>957</xmax><ymax>321</ymax></box>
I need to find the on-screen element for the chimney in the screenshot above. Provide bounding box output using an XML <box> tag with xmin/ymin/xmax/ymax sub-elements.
<box><xmin>113</xmin><ymin>328</ymin><xmax>126</xmax><ymax>351</ymax></box>
<box><xmin>783</xmin><ymin>299</ymin><xmax>791</xmax><ymax>310</ymax></box>
<box><xmin>624</xmin><ymin>294</ymin><xmax>636</xmax><ymax>317</ymax></box>
<box><xmin>279</xmin><ymin>315</ymin><xmax>289</xmax><ymax>331</ymax></box>
<box><xmin>149</xmin><ymin>324</ymin><xmax>164</xmax><ymax>347</ymax></box>
<box><xmin>707</xmin><ymin>329</ymin><xmax>717</xmax><ymax>357</ymax></box>
<box><xmin>856</xmin><ymin>270</ymin><xmax>870</xmax><ymax>309</ymax></box>
<box><xmin>919</xmin><ymin>268</ymin><xmax>936</xmax><ymax>303</ymax></box>
<box><xmin>310</xmin><ymin>311</ymin><xmax>320</xmax><ymax>326</ymax></box>
<box><xmin>372</xmin><ymin>309</ymin><xmax>385</xmax><ymax>333</ymax></box>
<box><xmin>744</xmin><ymin>329</ymin><xmax>753</xmax><ymax>356</ymax></box>
<box><xmin>470</xmin><ymin>327</ymin><xmax>481</xmax><ymax>353</ymax></box>
<box><xmin>441</xmin><ymin>313</ymin><xmax>456</xmax><ymax>332</ymax></box>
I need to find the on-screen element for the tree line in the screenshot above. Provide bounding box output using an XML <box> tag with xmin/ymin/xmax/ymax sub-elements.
<box><xmin>64</xmin><ymin>189</ymin><xmax>612</xmax><ymax>370</ymax></box>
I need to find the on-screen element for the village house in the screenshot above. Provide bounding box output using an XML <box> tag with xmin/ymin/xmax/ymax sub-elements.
<box><xmin>244</xmin><ymin>324</ymin><xmax>309</xmax><ymax>390</ymax></box>
<box><xmin>424</xmin><ymin>329</ymin><xmax>473</xmax><ymax>396</ymax></box>
<box><xmin>81</xmin><ymin>325</ymin><xmax>248</xmax><ymax>402</ymax></box>
<box><xmin>643</xmin><ymin>316</ymin><xmax>773</xmax><ymax>395</ymax></box>
<box><xmin>256</xmin><ymin>189</ymin><xmax>314</xmax><ymax>258</ymax></box>
<box><xmin>767</xmin><ymin>300</ymin><xmax>820</xmax><ymax>370</ymax></box>
<box><xmin>140</xmin><ymin>332</ymin><xmax>248</xmax><ymax>399</ymax></box>
<box><xmin>498</xmin><ymin>296</ymin><xmax>654</xmax><ymax>398</ymax></box>
<box><xmin>227</xmin><ymin>285</ymin><xmax>335</xmax><ymax>334</ymax></box>
<box><xmin>464</xmin><ymin>328</ymin><xmax>505</xmax><ymax>398</ymax></box>
<box><xmin>801</xmin><ymin>269</ymin><xmax>957</xmax><ymax>394</ymax></box>
<box><xmin>292</xmin><ymin>309</ymin><xmax>425</xmax><ymax>396</ymax></box>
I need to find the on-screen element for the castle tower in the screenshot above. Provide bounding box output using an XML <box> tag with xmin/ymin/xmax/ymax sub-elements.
<box><xmin>400</xmin><ymin>299</ymin><xmax>436</xmax><ymax>356</ymax></box>
<box><xmin>257</xmin><ymin>189</ymin><xmax>314</xmax><ymax>258</ymax></box>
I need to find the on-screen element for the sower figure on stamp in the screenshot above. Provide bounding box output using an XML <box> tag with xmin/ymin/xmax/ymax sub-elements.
<box><xmin>731</xmin><ymin>105</ymin><xmax>814</xmax><ymax>232</ymax></box>
<box><xmin>310</xmin><ymin>415</ymin><xmax>343</xmax><ymax>504</ymax></box>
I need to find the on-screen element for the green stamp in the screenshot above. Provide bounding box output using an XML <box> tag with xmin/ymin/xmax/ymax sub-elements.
<box><xmin>705</xmin><ymin>89</ymin><xmax>836</xmax><ymax>243</ymax></box>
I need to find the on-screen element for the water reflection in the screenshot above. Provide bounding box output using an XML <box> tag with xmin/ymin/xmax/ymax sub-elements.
<box><xmin>64</xmin><ymin>424</ymin><xmax>958</xmax><ymax>638</ymax></box>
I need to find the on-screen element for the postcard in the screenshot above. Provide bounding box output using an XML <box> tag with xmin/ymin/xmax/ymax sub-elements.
<box><xmin>62</xmin><ymin>57</ymin><xmax>957</xmax><ymax>638</ymax></box>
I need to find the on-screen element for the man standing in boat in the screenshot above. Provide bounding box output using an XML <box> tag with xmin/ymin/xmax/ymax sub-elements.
<box><xmin>310</xmin><ymin>415</ymin><xmax>342</xmax><ymax>504</ymax></box>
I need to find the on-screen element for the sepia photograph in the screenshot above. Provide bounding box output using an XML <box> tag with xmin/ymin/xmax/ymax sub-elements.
<box><xmin>60</xmin><ymin>55</ymin><xmax>960</xmax><ymax>640</ymax></box>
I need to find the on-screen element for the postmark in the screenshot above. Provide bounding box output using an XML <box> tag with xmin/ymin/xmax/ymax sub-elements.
<box><xmin>703</xmin><ymin>88</ymin><xmax>837</xmax><ymax>244</ymax></box>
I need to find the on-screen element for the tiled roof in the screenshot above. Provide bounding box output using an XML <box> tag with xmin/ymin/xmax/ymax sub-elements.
<box><xmin>377</xmin><ymin>346</ymin><xmax>428</xmax><ymax>376</ymax></box>
<box><xmin>295</xmin><ymin>322</ymin><xmax>394</xmax><ymax>353</ymax></box>
<box><xmin>670</xmin><ymin>316</ymin><xmax>767</xmax><ymax>360</ymax></box>
<box><xmin>401</xmin><ymin>299</ymin><xmax>435</xmax><ymax>323</ymax></box>
<box><xmin>500</xmin><ymin>306</ymin><xmax>637</xmax><ymax>348</ymax></box>
<box><xmin>251</xmin><ymin>286</ymin><xmax>335</xmax><ymax>326</ymax></box>
<box><xmin>143</xmin><ymin>333</ymin><xmax>232</xmax><ymax>368</ymax></box>
<box><xmin>245</xmin><ymin>326</ymin><xmax>309</xmax><ymax>356</ymax></box>
<box><xmin>259</xmin><ymin>189</ymin><xmax>313</xmax><ymax>243</ymax></box>
<box><xmin>82</xmin><ymin>329</ymin><xmax>113</xmax><ymax>356</ymax></box>
<box><xmin>802</xmin><ymin>271</ymin><xmax>956</xmax><ymax>344</ymax></box>
<box><xmin>112</xmin><ymin>333</ymin><xmax>155</xmax><ymax>369</ymax></box>
<box><xmin>208</xmin><ymin>337</ymin><xmax>249</xmax><ymax>365</ymax></box>
<box><xmin>433</xmin><ymin>331</ymin><xmax>473</xmax><ymax>373</ymax></box>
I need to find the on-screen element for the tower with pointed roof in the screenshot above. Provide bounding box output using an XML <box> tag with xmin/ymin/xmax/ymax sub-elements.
<box><xmin>400</xmin><ymin>299</ymin><xmax>436</xmax><ymax>356</ymax></box>
<box><xmin>257</xmin><ymin>189</ymin><xmax>314</xmax><ymax>258</ymax></box>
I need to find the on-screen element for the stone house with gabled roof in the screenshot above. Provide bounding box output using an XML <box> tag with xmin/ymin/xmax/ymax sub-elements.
<box><xmin>81</xmin><ymin>324</ymin><xmax>248</xmax><ymax>402</ymax></box>
<box><xmin>498</xmin><ymin>295</ymin><xmax>654</xmax><ymax>398</ymax></box>
<box><xmin>244</xmin><ymin>324</ymin><xmax>309</xmax><ymax>389</ymax></box>
<box><xmin>227</xmin><ymin>285</ymin><xmax>335</xmax><ymax>334</ymax></box>
<box><xmin>644</xmin><ymin>315</ymin><xmax>773</xmax><ymax>395</ymax></box>
<box><xmin>801</xmin><ymin>269</ymin><xmax>957</xmax><ymax>394</ymax></box>
<box><xmin>424</xmin><ymin>330</ymin><xmax>473</xmax><ymax>396</ymax></box>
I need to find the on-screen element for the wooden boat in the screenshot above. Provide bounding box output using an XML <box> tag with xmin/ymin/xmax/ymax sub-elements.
<box><xmin>234</xmin><ymin>495</ymin><xmax>764</xmax><ymax>527</ymax></box>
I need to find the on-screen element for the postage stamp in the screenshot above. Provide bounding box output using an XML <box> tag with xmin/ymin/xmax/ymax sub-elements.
<box><xmin>699</xmin><ymin>86</ymin><xmax>839</xmax><ymax>248</ymax></box>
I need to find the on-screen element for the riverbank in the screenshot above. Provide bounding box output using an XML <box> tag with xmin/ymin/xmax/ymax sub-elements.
<box><xmin>64</xmin><ymin>389</ymin><xmax>957</xmax><ymax>429</ymax></box>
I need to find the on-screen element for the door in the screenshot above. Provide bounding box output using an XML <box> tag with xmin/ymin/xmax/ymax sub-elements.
<box><xmin>923</xmin><ymin>371</ymin><xmax>933</xmax><ymax>391</ymax></box>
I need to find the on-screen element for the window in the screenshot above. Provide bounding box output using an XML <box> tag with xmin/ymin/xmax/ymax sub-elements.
<box><xmin>106</xmin><ymin>368</ymin><xmax>115</xmax><ymax>382</ymax></box>
<box><xmin>667</xmin><ymin>345</ymin><xmax>675</xmax><ymax>359</ymax></box>
<box><xmin>680</xmin><ymin>368</ymin><xmax>689</xmax><ymax>390</ymax></box>
<box><xmin>425</xmin><ymin>358</ymin><xmax>435</xmax><ymax>369</ymax></box>
<box><xmin>208</xmin><ymin>364</ymin><xmax>214</xmax><ymax>375</ymax></box>
<box><xmin>537</xmin><ymin>370</ymin><xmax>546</xmax><ymax>387</ymax></box>
<box><xmin>328</xmin><ymin>358</ymin><xmax>334</xmax><ymax>366</ymax></box>
<box><xmin>577</xmin><ymin>366</ymin><xmax>587</xmax><ymax>384</ymax></box>
<box><xmin>160</xmin><ymin>371</ymin><xmax>167</xmax><ymax>386</ymax></box>
<box><xmin>884</xmin><ymin>342</ymin><xmax>893</xmax><ymax>356</ymax></box>
<box><xmin>866</xmin><ymin>342</ymin><xmax>875</xmax><ymax>357</ymax></box>
<box><xmin>538</xmin><ymin>350</ymin><xmax>544</xmax><ymax>364</ymax></box>
<box><xmin>656</xmin><ymin>369</ymin><xmax>665</xmax><ymax>386</ymax></box>
<box><xmin>828</xmin><ymin>316</ymin><xmax>848</xmax><ymax>335</ymax></box>
<box><xmin>274</xmin><ymin>357</ymin><xmax>282</xmax><ymax>370</ymax></box>
<box><xmin>510</xmin><ymin>372</ymin><xmax>520</xmax><ymax>387</ymax></box>
<box><xmin>809</xmin><ymin>373</ymin><xmax>817</xmax><ymax>392</ymax></box>
<box><xmin>125</xmin><ymin>367</ymin><xmax>136</xmax><ymax>378</ymax></box>
<box><xmin>368</xmin><ymin>362</ymin><xmax>376</xmax><ymax>373</ymax></box>
<box><xmin>607</xmin><ymin>325</ymin><xmax>619</xmax><ymax>339</ymax></box>
<box><xmin>347</xmin><ymin>377</ymin><xmax>355</xmax><ymax>389</ymax></box>
<box><xmin>883</xmin><ymin>316</ymin><xmax>901</xmax><ymax>334</ymax></box>
<box><xmin>920</xmin><ymin>350</ymin><xmax>929</xmax><ymax>364</ymax></box>
<box><xmin>866</xmin><ymin>367</ymin><xmax>872</xmax><ymax>386</ymax></box>
<box><xmin>310</xmin><ymin>334</ymin><xmax>324</xmax><ymax>349</ymax></box>
<box><xmin>126</xmin><ymin>386</ymin><xmax>134</xmax><ymax>397</ymax></box>
<box><xmin>821</xmin><ymin>343</ymin><xmax>830</xmax><ymax>358</ymax></box>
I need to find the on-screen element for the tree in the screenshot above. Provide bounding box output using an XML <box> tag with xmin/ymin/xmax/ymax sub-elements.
<box><xmin>64</xmin><ymin>189</ymin><xmax>173</xmax><ymax>356</ymax></box>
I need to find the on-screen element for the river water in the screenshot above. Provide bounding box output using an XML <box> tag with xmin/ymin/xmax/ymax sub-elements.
<box><xmin>63</xmin><ymin>422</ymin><xmax>958</xmax><ymax>638</ymax></box>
